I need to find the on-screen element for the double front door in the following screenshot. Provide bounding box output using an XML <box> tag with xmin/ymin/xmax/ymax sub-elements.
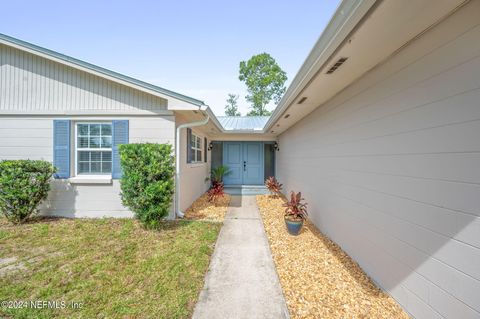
<box><xmin>223</xmin><ymin>142</ymin><xmax>263</xmax><ymax>185</ymax></box>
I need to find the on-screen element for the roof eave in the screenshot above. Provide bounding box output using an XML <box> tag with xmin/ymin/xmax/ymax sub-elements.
<box><xmin>264</xmin><ymin>0</ymin><xmax>377</xmax><ymax>133</ymax></box>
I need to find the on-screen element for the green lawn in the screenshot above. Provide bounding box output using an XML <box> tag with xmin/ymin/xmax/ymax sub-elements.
<box><xmin>0</xmin><ymin>217</ymin><xmax>221</xmax><ymax>319</ymax></box>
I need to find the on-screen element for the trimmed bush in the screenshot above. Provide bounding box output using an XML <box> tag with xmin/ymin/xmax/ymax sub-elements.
<box><xmin>0</xmin><ymin>160</ymin><xmax>56</xmax><ymax>224</ymax></box>
<box><xmin>119</xmin><ymin>143</ymin><xmax>175</xmax><ymax>226</ymax></box>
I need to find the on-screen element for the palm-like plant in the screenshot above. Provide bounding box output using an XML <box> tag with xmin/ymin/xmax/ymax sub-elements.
<box><xmin>210</xmin><ymin>165</ymin><xmax>231</xmax><ymax>184</ymax></box>
<box><xmin>206</xmin><ymin>165</ymin><xmax>231</xmax><ymax>203</ymax></box>
<box><xmin>283</xmin><ymin>191</ymin><xmax>308</xmax><ymax>221</ymax></box>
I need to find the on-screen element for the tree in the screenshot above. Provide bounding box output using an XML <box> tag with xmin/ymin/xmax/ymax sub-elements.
<box><xmin>239</xmin><ymin>53</ymin><xmax>287</xmax><ymax>116</ymax></box>
<box><xmin>224</xmin><ymin>94</ymin><xmax>241</xmax><ymax>116</ymax></box>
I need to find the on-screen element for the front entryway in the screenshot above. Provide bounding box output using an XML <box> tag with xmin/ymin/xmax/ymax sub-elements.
<box><xmin>223</xmin><ymin>142</ymin><xmax>264</xmax><ymax>185</ymax></box>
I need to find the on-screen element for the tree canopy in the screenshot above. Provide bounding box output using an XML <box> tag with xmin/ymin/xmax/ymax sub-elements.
<box><xmin>239</xmin><ymin>53</ymin><xmax>287</xmax><ymax>116</ymax></box>
<box><xmin>224</xmin><ymin>93</ymin><xmax>241</xmax><ymax>116</ymax></box>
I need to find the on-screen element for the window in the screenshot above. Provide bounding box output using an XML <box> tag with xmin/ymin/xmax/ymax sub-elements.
<box><xmin>76</xmin><ymin>123</ymin><xmax>112</xmax><ymax>175</ymax></box>
<box><xmin>191</xmin><ymin>133</ymin><xmax>203</xmax><ymax>163</ymax></box>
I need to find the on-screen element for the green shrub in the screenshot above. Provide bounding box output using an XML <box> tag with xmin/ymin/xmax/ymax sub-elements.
<box><xmin>0</xmin><ymin>160</ymin><xmax>56</xmax><ymax>224</ymax></box>
<box><xmin>119</xmin><ymin>143</ymin><xmax>175</xmax><ymax>226</ymax></box>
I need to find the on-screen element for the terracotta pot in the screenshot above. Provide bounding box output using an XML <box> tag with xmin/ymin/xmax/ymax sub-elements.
<box><xmin>284</xmin><ymin>216</ymin><xmax>304</xmax><ymax>235</ymax></box>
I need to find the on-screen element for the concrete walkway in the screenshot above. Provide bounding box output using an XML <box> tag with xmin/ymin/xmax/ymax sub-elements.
<box><xmin>193</xmin><ymin>195</ymin><xmax>289</xmax><ymax>319</ymax></box>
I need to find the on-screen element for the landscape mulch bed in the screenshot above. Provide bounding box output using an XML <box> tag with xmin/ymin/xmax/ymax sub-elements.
<box><xmin>256</xmin><ymin>194</ymin><xmax>410</xmax><ymax>319</ymax></box>
<box><xmin>184</xmin><ymin>193</ymin><xmax>231</xmax><ymax>222</ymax></box>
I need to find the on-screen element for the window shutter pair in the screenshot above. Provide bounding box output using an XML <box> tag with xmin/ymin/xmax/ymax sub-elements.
<box><xmin>53</xmin><ymin>120</ymin><xmax>128</xmax><ymax>179</ymax></box>
<box><xmin>186</xmin><ymin>128</ymin><xmax>207</xmax><ymax>163</ymax></box>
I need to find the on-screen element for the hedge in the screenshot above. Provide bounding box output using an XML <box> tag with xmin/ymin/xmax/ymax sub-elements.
<box><xmin>0</xmin><ymin>160</ymin><xmax>56</xmax><ymax>224</ymax></box>
<box><xmin>119</xmin><ymin>143</ymin><xmax>175</xmax><ymax>226</ymax></box>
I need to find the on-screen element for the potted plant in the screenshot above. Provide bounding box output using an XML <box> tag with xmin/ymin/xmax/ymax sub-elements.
<box><xmin>265</xmin><ymin>176</ymin><xmax>282</xmax><ymax>197</ymax></box>
<box><xmin>283</xmin><ymin>191</ymin><xmax>308</xmax><ymax>235</ymax></box>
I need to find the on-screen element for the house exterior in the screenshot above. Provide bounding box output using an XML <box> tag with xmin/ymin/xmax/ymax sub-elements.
<box><xmin>1</xmin><ymin>0</ymin><xmax>480</xmax><ymax>317</ymax></box>
<box><xmin>0</xmin><ymin>34</ymin><xmax>204</xmax><ymax>218</ymax></box>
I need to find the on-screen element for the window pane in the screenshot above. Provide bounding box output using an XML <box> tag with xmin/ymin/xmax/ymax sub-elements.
<box><xmin>197</xmin><ymin>137</ymin><xmax>201</xmax><ymax>147</ymax></box>
<box><xmin>78</xmin><ymin>151</ymin><xmax>90</xmax><ymax>162</ymax></box>
<box><xmin>89</xmin><ymin>137</ymin><xmax>101</xmax><ymax>148</ymax></box>
<box><xmin>90</xmin><ymin>124</ymin><xmax>100</xmax><ymax>136</ymax></box>
<box><xmin>101</xmin><ymin>124</ymin><xmax>112</xmax><ymax>136</ymax></box>
<box><xmin>78</xmin><ymin>162</ymin><xmax>90</xmax><ymax>174</ymax></box>
<box><xmin>76</xmin><ymin>123</ymin><xmax>112</xmax><ymax>175</ymax></box>
<box><xmin>102</xmin><ymin>151</ymin><xmax>112</xmax><ymax>161</ymax></box>
<box><xmin>90</xmin><ymin>162</ymin><xmax>101</xmax><ymax>173</ymax></box>
<box><xmin>78</xmin><ymin>137</ymin><xmax>89</xmax><ymax>148</ymax></box>
<box><xmin>196</xmin><ymin>150</ymin><xmax>201</xmax><ymax>162</ymax></box>
<box><xmin>78</xmin><ymin>124</ymin><xmax>89</xmax><ymax>136</ymax></box>
<box><xmin>102</xmin><ymin>162</ymin><xmax>112</xmax><ymax>173</ymax></box>
<box><xmin>90</xmin><ymin>152</ymin><xmax>101</xmax><ymax>161</ymax></box>
<box><xmin>101</xmin><ymin>137</ymin><xmax>112</xmax><ymax>148</ymax></box>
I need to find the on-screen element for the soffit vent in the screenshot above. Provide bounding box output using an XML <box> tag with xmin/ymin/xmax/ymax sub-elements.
<box><xmin>326</xmin><ymin>57</ymin><xmax>348</xmax><ymax>74</ymax></box>
<box><xmin>297</xmin><ymin>97</ymin><xmax>307</xmax><ymax>104</ymax></box>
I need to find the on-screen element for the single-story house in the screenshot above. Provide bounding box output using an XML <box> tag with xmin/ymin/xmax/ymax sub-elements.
<box><xmin>1</xmin><ymin>0</ymin><xmax>479</xmax><ymax>317</ymax></box>
<box><xmin>0</xmin><ymin>33</ymin><xmax>277</xmax><ymax>218</ymax></box>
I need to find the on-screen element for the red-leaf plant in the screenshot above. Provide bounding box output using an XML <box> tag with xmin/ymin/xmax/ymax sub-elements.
<box><xmin>265</xmin><ymin>176</ymin><xmax>282</xmax><ymax>196</ymax></box>
<box><xmin>283</xmin><ymin>191</ymin><xmax>308</xmax><ymax>221</ymax></box>
<box><xmin>208</xmin><ymin>181</ymin><xmax>225</xmax><ymax>203</ymax></box>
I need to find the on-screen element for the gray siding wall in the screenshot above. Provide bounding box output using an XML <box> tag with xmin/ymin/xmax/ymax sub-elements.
<box><xmin>176</xmin><ymin>115</ymin><xmax>211</xmax><ymax>213</ymax></box>
<box><xmin>277</xmin><ymin>2</ymin><xmax>480</xmax><ymax>319</ymax></box>
<box><xmin>0</xmin><ymin>44</ymin><xmax>167</xmax><ymax>113</ymax></box>
<box><xmin>0</xmin><ymin>116</ymin><xmax>175</xmax><ymax>218</ymax></box>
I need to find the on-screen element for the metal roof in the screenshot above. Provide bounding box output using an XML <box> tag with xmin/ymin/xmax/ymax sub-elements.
<box><xmin>0</xmin><ymin>33</ymin><xmax>205</xmax><ymax>107</ymax></box>
<box><xmin>217</xmin><ymin>116</ymin><xmax>270</xmax><ymax>131</ymax></box>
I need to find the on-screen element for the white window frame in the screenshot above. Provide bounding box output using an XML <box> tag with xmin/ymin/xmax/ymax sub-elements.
<box><xmin>74</xmin><ymin>122</ymin><xmax>113</xmax><ymax>176</ymax></box>
<box><xmin>191</xmin><ymin>132</ymin><xmax>203</xmax><ymax>163</ymax></box>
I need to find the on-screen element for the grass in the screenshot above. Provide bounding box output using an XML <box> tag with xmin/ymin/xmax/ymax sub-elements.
<box><xmin>0</xmin><ymin>217</ymin><xmax>221</xmax><ymax>319</ymax></box>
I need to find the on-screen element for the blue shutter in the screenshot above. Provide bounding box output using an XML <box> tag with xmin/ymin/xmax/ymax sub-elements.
<box><xmin>186</xmin><ymin>128</ymin><xmax>192</xmax><ymax>163</ymax></box>
<box><xmin>204</xmin><ymin>137</ymin><xmax>207</xmax><ymax>163</ymax></box>
<box><xmin>112</xmin><ymin>120</ymin><xmax>129</xmax><ymax>179</ymax></box>
<box><xmin>53</xmin><ymin>120</ymin><xmax>71</xmax><ymax>179</ymax></box>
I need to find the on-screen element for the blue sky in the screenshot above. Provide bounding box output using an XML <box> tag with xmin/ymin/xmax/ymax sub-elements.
<box><xmin>1</xmin><ymin>1</ymin><xmax>340</xmax><ymax>115</ymax></box>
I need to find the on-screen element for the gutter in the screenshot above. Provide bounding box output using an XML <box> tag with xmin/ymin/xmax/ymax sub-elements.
<box><xmin>174</xmin><ymin>107</ymin><xmax>210</xmax><ymax>218</ymax></box>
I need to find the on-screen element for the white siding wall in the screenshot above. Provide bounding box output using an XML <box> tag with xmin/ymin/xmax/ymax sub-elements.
<box><xmin>277</xmin><ymin>2</ymin><xmax>480</xmax><ymax>319</ymax></box>
<box><xmin>0</xmin><ymin>44</ymin><xmax>168</xmax><ymax>113</ymax></box>
<box><xmin>0</xmin><ymin>116</ymin><xmax>175</xmax><ymax>218</ymax></box>
<box><xmin>177</xmin><ymin>117</ymin><xmax>211</xmax><ymax>213</ymax></box>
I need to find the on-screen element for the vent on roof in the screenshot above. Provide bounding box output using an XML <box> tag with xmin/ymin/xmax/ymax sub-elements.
<box><xmin>298</xmin><ymin>97</ymin><xmax>307</xmax><ymax>104</ymax></box>
<box><xmin>326</xmin><ymin>57</ymin><xmax>348</xmax><ymax>74</ymax></box>
<box><xmin>284</xmin><ymin>114</ymin><xmax>290</xmax><ymax>119</ymax></box>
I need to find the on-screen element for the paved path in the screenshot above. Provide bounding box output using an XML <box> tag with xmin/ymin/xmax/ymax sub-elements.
<box><xmin>192</xmin><ymin>195</ymin><xmax>289</xmax><ymax>319</ymax></box>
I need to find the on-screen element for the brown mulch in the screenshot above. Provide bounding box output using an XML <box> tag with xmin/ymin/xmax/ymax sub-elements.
<box><xmin>184</xmin><ymin>193</ymin><xmax>231</xmax><ymax>222</ymax></box>
<box><xmin>256</xmin><ymin>195</ymin><xmax>410</xmax><ymax>319</ymax></box>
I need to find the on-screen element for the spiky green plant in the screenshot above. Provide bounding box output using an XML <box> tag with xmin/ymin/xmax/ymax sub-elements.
<box><xmin>210</xmin><ymin>165</ymin><xmax>231</xmax><ymax>184</ymax></box>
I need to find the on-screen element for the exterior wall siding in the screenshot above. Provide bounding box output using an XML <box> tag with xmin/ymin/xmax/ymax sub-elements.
<box><xmin>0</xmin><ymin>116</ymin><xmax>175</xmax><ymax>218</ymax></box>
<box><xmin>177</xmin><ymin>115</ymin><xmax>211</xmax><ymax>213</ymax></box>
<box><xmin>276</xmin><ymin>2</ymin><xmax>480</xmax><ymax>318</ymax></box>
<box><xmin>0</xmin><ymin>44</ymin><xmax>168</xmax><ymax>114</ymax></box>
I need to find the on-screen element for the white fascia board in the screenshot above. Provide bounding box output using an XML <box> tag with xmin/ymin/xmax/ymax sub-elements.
<box><xmin>264</xmin><ymin>0</ymin><xmax>377</xmax><ymax>132</ymax></box>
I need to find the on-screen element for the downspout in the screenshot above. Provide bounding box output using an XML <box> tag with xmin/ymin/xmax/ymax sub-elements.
<box><xmin>175</xmin><ymin>111</ymin><xmax>210</xmax><ymax>218</ymax></box>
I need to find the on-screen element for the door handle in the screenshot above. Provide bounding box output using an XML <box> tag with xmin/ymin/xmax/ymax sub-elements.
<box><xmin>243</xmin><ymin>161</ymin><xmax>246</xmax><ymax>171</ymax></box>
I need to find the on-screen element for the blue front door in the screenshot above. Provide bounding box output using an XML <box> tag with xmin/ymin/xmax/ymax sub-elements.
<box><xmin>223</xmin><ymin>142</ymin><xmax>264</xmax><ymax>185</ymax></box>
